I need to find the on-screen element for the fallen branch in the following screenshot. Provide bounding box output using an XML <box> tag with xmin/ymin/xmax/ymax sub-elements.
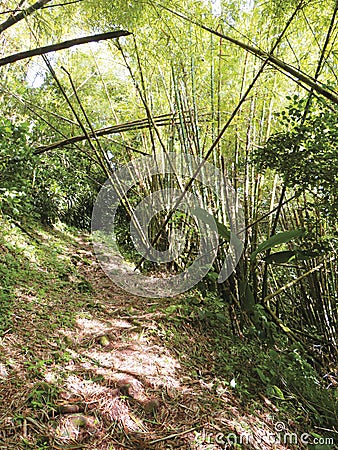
<box><xmin>0</xmin><ymin>30</ymin><xmax>131</xmax><ymax>67</ymax></box>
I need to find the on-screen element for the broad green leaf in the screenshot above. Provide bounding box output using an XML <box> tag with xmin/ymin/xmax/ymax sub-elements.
<box><xmin>264</xmin><ymin>250</ymin><xmax>296</xmax><ymax>264</ymax></box>
<box><xmin>207</xmin><ymin>271</ymin><xmax>219</xmax><ymax>281</ymax></box>
<box><xmin>264</xmin><ymin>249</ymin><xmax>317</xmax><ymax>264</ymax></box>
<box><xmin>251</xmin><ymin>229</ymin><xmax>304</xmax><ymax>261</ymax></box>
<box><xmin>310</xmin><ymin>433</ymin><xmax>323</xmax><ymax>439</ymax></box>
<box><xmin>255</xmin><ymin>368</ymin><xmax>269</xmax><ymax>383</ymax></box>
<box><xmin>295</xmin><ymin>250</ymin><xmax>318</xmax><ymax>260</ymax></box>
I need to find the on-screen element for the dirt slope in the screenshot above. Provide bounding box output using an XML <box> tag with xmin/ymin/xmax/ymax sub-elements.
<box><xmin>0</xmin><ymin>220</ymin><xmax>333</xmax><ymax>449</ymax></box>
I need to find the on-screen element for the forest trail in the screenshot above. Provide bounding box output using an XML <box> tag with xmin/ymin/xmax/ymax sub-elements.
<box><xmin>0</xmin><ymin>222</ymin><xmax>312</xmax><ymax>449</ymax></box>
<box><xmin>1</xmin><ymin>0</ymin><xmax>338</xmax><ymax>446</ymax></box>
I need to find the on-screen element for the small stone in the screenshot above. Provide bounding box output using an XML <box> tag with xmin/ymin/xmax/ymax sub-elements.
<box><xmin>98</xmin><ymin>335</ymin><xmax>110</xmax><ymax>347</ymax></box>
<box><xmin>58</xmin><ymin>404</ymin><xmax>81</xmax><ymax>414</ymax></box>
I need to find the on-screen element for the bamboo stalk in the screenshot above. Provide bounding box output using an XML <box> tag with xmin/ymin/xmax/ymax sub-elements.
<box><xmin>0</xmin><ymin>31</ymin><xmax>131</xmax><ymax>67</ymax></box>
<box><xmin>135</xmin><ymin>0</ymin><xmax>302</xmax><ymax>270</ymax></box>
<box><xmin>157</xmin><ymin>3</ymin><xmax>338</xmax><ymax>105</ymax></box>
<box><xmin>34</xmin><ymin>113</ymin><xmax>198</xmax><ymax>154</ymax></box>
<box><xmin>262</xmin><ymin>257</ymin><xmax>335</xmax><ymax>305</ymax></box>
<box><xmin>0</xmin><ymin>0</ymin><xmax>52</xmax><ymax>34</ymax></box>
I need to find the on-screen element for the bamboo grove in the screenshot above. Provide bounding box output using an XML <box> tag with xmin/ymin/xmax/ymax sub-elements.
<box><xmin>0</xmin><ymin>0</ymin><xmax>337</xmax><ymax>373</ymax></box>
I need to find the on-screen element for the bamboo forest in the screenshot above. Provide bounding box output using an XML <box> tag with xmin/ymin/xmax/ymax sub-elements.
<box><xmin>0</xmin><ymin>0</ymin><xmax>337</xmax><ymax>448</ymax></box>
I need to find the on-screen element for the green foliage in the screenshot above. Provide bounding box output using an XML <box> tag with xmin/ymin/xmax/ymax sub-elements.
<box><xmin>263</xmin><ymin>250</ymin><xmax>296</xmax><ymax>264</ymax></box>
<box><xmin>0</xmin><ymin>236</ymin><xmax>31</xmax><ymax>334</ymax></box>
<box><xmin>0</xmin><ymin>285</ymin><xmax>14</xmax><ymax>335</ymax></box>
<box><xmin>265</xmin><ymin>347</ymin><xmax>337</xmax><ymax>426</ymax></box>
<box><xmin>176</xmin><ymin>303</ymin><xmax>337</xmax><ymax>429</ymax></box>
<box><xmin>0</xmin><ymin>118</ymin><xmax>34</xmax><ymax>216</ymax></box>
<box><xmin>243</xmin><ymin>341</ymin><xmax>335</xmax><ymax>426</ymax></box>
<box><xmin>251</xmin><ymin>229</ymin><xmax>305</xmax><ymax>260</ymax></box>
<box><xmin>263</xmin><ymin>249</ymin><xmax>318</xmax><ymax>264</ymax></box>
<box><xmin>83</xmin><ymin>0</ymin><xmax>144</xmax><ymax>31</ymax></box>
<box><xmin>27</xmin><ymin>381</ymin><xmax>59</xmax><ymax>410</ymax></box>
<box><xmin>164</xmin><ymin>289</ymin><xmax>228</xmax><ymax>325</ymax></box>
<box><xmin>0</xmin><ymin>117</ymin><xmax>103</xmax><ymax>227</ymax></box>
<box><xmin>0</xmin><ymin>1</ymin><xmax>337</xmax><ymax>445</ymax></box>
<box><xmin>255</xmin><ymin>96</ymin><xmax>338</xmax><ymax>222</ymax></box>
<box><xmin>250</xmin><ymin>304</ymin><xmax>277</xmax><ymax>341</ymax></box>
<box><xmin>0</xmin><ymin>217</ymin><xmax>92</xmax><ymax>338</ymax></box>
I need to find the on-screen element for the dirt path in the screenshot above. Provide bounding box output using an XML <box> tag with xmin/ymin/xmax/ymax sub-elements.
<box><xmin>0</xmin><ymin>224</ymin><xmax>307</xmax><ymax>449</ymax></box>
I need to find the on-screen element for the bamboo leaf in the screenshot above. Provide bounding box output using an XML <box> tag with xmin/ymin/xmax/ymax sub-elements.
<box><xmin>264</xmin><ymin>249</ymin><xmax>317</xmax><ymax>264</ymax></box>
<box><xmin>251</xmin><ymin>229</ymin><xmax>304</xmax><ymax>261</ymax></box>
<box><xmin>264</xmin><ymin>250</ymin><xmax>296</xmax><ymax>264</ymax></box>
